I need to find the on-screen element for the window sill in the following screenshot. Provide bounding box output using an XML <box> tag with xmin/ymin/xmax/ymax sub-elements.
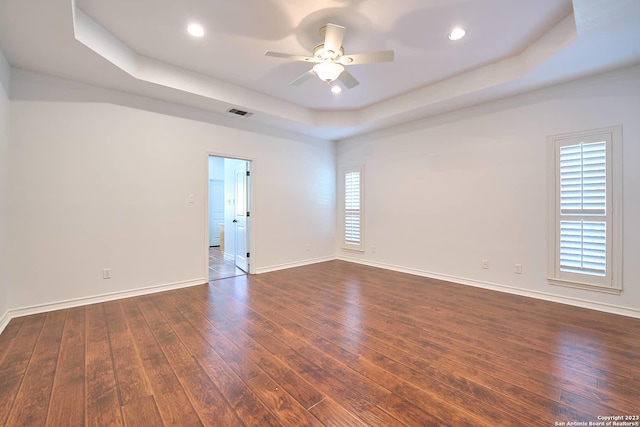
<box><xmin>342</xmin><ymin>247</ymin><xmax>365</xmax><ymax>254</ymax></box>
<box><xmin>548</xmin><ymin>278</ymin><xmax>622</xmax><ymax>295</ymax></box>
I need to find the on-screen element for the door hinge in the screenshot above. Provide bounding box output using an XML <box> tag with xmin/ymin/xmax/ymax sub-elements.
<box><xmin>246</xmin><ymin>252</ymin><xmax>250</xmax><ymax>258</ymax></box>
<box><xmin>246</xmin><ymin>211</ymin><xmax>250</xmax><ymax>217</ymax></box>
<box><xmin>246</xmin><ymin>170</ymin><xmax>250</xmax><ymax>177</ymax></box>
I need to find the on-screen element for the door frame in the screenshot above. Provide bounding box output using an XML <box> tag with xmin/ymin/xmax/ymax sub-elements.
<box><xmin>204</xmin><ymin>152</ymin><xmax>255</xmax><ymax>279</ymax></box>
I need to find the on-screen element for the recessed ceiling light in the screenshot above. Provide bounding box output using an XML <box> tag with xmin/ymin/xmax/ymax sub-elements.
<box><xmin>448</xmin><ymin>27</ymin><xmax>466</xmax><ymax>41</ymax></box>
<box><xmin>187</xmin><ymin>23</ymin><xmax>205</xmax><ymax>38</ymax></box>
<box><xmin>331</xmin><ymin>85</ymin><xmax>342</xmax><ymax>94</ymax></box>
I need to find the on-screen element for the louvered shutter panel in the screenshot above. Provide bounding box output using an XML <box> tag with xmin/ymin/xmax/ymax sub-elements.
<box><xmin>560</xmin><ymin>142</ymin><xmax>606</xmax><ymax>215</ymax></box>
<box><xmin>345</xmin><ymin>170</ymin><xmax>361</xmax><ymax>245</ymax></box>
<box><xmin>559</xmin><ymin>141</ymin><xmax>606</xmax><ymax>277</ymax></box>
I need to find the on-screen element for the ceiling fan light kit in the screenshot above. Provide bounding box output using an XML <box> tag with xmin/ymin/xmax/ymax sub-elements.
<box><xmin>265</xmin><ymin>23</ymin><xmax>395</xmax><ymax>89</ymax></box>
<box><xmin>313</xmin><ymin>61</ymin><xmax>344</xmax><ymax>82</ymax></box>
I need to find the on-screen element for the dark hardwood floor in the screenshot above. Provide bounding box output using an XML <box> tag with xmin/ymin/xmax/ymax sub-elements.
<box><xmin>1</xmin><ymin>260</ymin><xmax>639</xmax><ymax>426</ymax></box>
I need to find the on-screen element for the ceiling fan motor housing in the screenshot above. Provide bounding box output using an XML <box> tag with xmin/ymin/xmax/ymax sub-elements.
<box><xmin>313</xmin><ymin>44</ymin><xmax>344</xmax><ymax>61</ymax></box>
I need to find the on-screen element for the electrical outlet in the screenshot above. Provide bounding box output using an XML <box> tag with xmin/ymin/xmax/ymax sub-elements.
<box><xmin>481</xmin><ymin>259</ymin><xmax>489</xmax><ymax>269</ymax></box>
<box><xmin>371</xmin><ymin>246</ymin><xmax>377</xmax><ymax>253</ymax></box>
<box><xmin>515</xmin><ymin>264</ymin><xmax>523</xmax><ymax>274</ymax></box>
<box><xmin>103</xmin><ymin>268</ymin><xmax>112</xmax><ymax>279</ymax></box>
<box><xmin>188</xmin><ymin>194</ymin><xmax>195</xmax><ymax>203</ymax></box>
<box><xmin>305</xmin><ymin>244</ymin><xmax>311</xmax><ymax>252</ymax></box>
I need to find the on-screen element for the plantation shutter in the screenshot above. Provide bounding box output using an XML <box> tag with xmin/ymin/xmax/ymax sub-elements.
<box><xmin>558</xmin><ymin>141</ymin><xmax>606</xmax><ymax>277</ymax></box>
<box><xmin>548</xmin><ymin>125</ymin><xmax>621</xmax><ymax>292</ymax></box>
<box><xmin>344</xmin><ymin>168</ymin><xmax>362</xmax><ymax>248</ymax></box>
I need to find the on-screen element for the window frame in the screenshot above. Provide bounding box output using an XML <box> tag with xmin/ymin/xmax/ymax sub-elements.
<box><xmin>547</xmin><ymin>125</ymin><xmax>623</xmax><ymax>294</ymax></box>
<box><xmin>342</xmin><ymin>165</ymin><xmax>364</xmax><ymax>252</ymax></box>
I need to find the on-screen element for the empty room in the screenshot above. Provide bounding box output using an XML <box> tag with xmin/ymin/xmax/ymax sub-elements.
<box><xmin>0</xmin><ymin>1</ymin><xmax>639</xmax><ymax>426</ymax></box>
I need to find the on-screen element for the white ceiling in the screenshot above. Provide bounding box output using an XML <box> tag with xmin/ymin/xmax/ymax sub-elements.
<box><xmin>1</xmin><ymin>0</ymin><xmax>639</xmax><ymax>140</ymax></box>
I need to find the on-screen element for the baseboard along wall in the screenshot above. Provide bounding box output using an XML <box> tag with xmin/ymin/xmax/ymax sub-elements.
<box><xmin>2</xmin><ymin>255</ymin><xmax>638</xmax><ymax>336</ymax></box>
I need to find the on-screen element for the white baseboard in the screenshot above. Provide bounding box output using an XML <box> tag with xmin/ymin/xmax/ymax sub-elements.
<box><xmin>255</xmin><ymin>256</ymin><xmax>337</xmax><ymax>274</ymax></box>
<box><xmin>338</xmin><ymin>256</ymin><xmax>640</xmax><ymax>319</ymax></box>
<box><xmin>3</xmin><ymin>255</ymin><xmax>639</xmax><ymax>336</ymax></box>
<box><xmin>0</xmin><ymin>277</ymin><xmax>206</xmax><ymax>334</ymax></box>
<box><xmin>0</xmin><ymin>309</ymin><xmax>10</xmax><ymax>335</ymax></box>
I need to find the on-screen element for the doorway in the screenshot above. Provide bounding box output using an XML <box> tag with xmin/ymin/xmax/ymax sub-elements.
<box><xmin>207</xmin><ymin>155</ymin><xmax>251</xmax><ymax>281</ymax></box>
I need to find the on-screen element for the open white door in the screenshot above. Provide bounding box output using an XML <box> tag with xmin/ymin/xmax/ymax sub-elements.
<box><xmin>233</xmin><ymin>161</ymin><xmax>250</xmax><ymax>272</ymax></box>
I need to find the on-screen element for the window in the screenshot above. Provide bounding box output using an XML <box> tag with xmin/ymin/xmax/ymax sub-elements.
<box><xmin>548</xmin><ymin>126</ymin><xmax>622</xmax><ymax>293</ymax></box>
<box><xmin>343</xmin><ymin>166</ymin><xmax>364</xmax><ymax>251</ymax></box>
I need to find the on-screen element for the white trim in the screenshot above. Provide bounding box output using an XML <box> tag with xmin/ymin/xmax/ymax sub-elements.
<box><xmin>547</xmin><ymin>277</ymin><xmax>621</xmax><ymax>294</ymax></box>
<box><xmin>610</xmin><ymin>125</ymin><xmax>624</xmax><ymax>289</ymax></box>
<box><xmin>0</xmin><ymin>310</ymin><xmax>10</xmax><ymax>335</ymax></box>
<box><xmin>338</xmin><ymin>256</ymin><xmax>640</xmax><ymax>319</ymax></box>
<box><xmin>3</xmin><ymin>256</ymin><xmax>639</xmax><ymax>336</ymax></box>
<box><xmin>255</xmin><ymin>256</ymin><xmax>337</xmax><ymax>274</ymax></box>
<box><xmin>0</xmin><ymin>278</ymin><xmax>206</xmax><ymax>334</ymax></box>
<box><xmin>341</xmin><ymin>248</ymin><xmax>366</xmax><ymax>255</ymax></box>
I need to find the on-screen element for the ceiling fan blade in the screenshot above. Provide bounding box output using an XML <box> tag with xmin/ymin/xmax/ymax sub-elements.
<box><xmin>324</xmin><ymin>23</ymin><xmax>346</xmax><ymax>54</ymax></box>
<box><xmin>339</xmin><ymin>50</ymin><xmax>394</xmax><ymax>65</ymax></box>
<box><xmin>338</xmin><ymin>69</ymin><xmax>359</xmax><ymax>89</ymax></box>
<box><xmin>265</xmin><ymin>51</ymin><xmax>318</xmax><ymax>62</ymax></box>
<box><xmin>289</xmin><ymin>70</ymin><xmax>316</xmax><ymax>86</ymax></box>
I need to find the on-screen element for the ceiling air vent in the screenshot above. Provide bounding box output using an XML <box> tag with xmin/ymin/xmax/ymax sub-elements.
<box><xmin>228</xmin><ymin>108</ymin><xmax>253</xmax><ymax>117</ymax></box>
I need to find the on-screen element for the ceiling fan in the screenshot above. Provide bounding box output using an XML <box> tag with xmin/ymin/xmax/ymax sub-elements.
<box><xmin>264</xmin><ymin>23</ymin><xmax>394</xmax><ymax>89</ymax></box>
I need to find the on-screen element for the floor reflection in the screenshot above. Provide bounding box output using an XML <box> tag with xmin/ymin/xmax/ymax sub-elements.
<box><xmin>209</xmin><ymin>247</ymin><xmax>246</xmax><ymax>281</ymax></box>
<box><xmin>553</xmin><ymin>326</ymin><xmax>608</xmax><ymax>385</ymax></box>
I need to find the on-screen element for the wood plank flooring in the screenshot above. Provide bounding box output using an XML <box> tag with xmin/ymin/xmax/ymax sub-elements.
<box><xmin>209</xmin><ymin>247</ymin><xmax>245</xmax><ymax>281</ymax></box>
<box><xmin>1</xmin><ymin>260</ymin><xmax>639</xmax><ymax>426</ymax></box>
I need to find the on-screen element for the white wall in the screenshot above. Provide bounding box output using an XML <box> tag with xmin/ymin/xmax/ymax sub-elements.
<box><xmin>4</xmin><ymin>62</ymin><xmax>638</xmax><ymax>323</ymax></box>
<box><xmin>0</xmin><ymin>52</ymin><xmax>10</xmax><ymax>324</ymax></box>
<box><xmin>338</xmin><ymin>64</ymin><xmax>640</xmax><ymax>317</ymax></box>
<box><xmin>6</xmin><ymin>70</ymin><xmax>336</xmax><ymax>311</ymax></box>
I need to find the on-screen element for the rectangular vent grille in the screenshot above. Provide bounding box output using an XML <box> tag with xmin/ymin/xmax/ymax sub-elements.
<box><xmin>228</xmin><ymin>108</ymin><xmax>253</xmax><ymax>117</ymax></box>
